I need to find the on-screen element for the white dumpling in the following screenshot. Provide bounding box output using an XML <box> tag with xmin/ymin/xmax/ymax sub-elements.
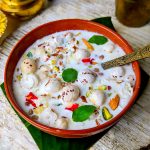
<box><xmin>111</xmin><ymin>67</ymin><xmax>125</xmax><ymax>79</ymax></box>
<box><xmin>74</xmin><ymin>49</ymin><xmax>90</xmax><ymax>61</ymax></box>
<box><xmin>55</xmin><ymin>118</ymin><xmax>68</xmax><ymax>129</ymax></box>
<box><xmin>103</xmin><ymin>42</ymin><xmax>115</xmax><ymax>53</ymax></box>
<box><xmin>36</xmin><ymin>65</ymin><xmax>49</xmax><ymax>80</ymax></box>
<box><xmin>39</xmin><ymin>108</ymin><xmax>58</xmax><ymax>127</ymax></box>
<box><xmin>61</xmin><ymin>85</ymin><xmax>80</xmax><ymax>103</ymax></box>
<box><xmin>89</xmin><ymin>90</ymin><xmax>105</xmax><ymax>106</ymax></box>
<box><xmin>49</xmin><ymin>109</ymin><xmax>58</xmax><ymax>127</ymax></box>
<box><xmin>42</xmin><ymin>78</ymin><xmax>62</xmax><ymax>94</ymax></box>
<box><xmin>20</xmin><ymin>74</ymin><xmax>39</xmax><ymax>89</ymax></box>
<box><xmin>21</xmin><ymin>58</ymin><xmax>37</xmax><ymax>74</ymax></box>
<box><xmin>35</xmin><ymin>47</ymin><xmax>46</xmax><ymax>57</ymax></box>
<box><xmin>126</xmin><ymin>75</ymin><xmax>135</xmax><ymax>87</ymax></box>
<box><xmin>79</xmin><ymin>69</ymin><xmax>96</xmax><ymax>84</ymax></box>
<box><xmin>120</xmin><ymin>82</ymin><xmax>133</xmax><ymax>99</ymax></box>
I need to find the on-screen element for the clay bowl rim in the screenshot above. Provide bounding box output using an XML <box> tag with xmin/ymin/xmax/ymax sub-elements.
<box><xmin>4</xmin><ymin>19</ymin><xmax>141</xmax><ymax>137</ymax></box>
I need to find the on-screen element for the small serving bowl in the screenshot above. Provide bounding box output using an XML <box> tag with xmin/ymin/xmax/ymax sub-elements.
<box><xmin>4</xmin><ymin>19</ymin><xmax>141</xmax><ymax>138</ymax></box>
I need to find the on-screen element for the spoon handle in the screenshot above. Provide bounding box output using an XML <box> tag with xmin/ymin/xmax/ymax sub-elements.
<box><xmin>101</xmin><ymin>45</ymin><xmax>150</xmax><ymax>70</ymax></box>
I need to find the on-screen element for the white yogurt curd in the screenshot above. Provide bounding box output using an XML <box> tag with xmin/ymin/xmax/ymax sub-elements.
<box><xmin>13</xmin><ymin>30</ymin><xmax>136</xmax><ymax>130</ymax></box>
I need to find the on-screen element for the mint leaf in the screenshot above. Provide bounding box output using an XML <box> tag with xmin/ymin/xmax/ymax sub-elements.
<box><xmin>62</xmin><ymin>68</ymin><xmax>78</xmax><ymax>82</ymax></box>
<box><xmin>88</xmin><ymin>35</ymin><xmax>108</xmax><ymax>45</ymax></box>
<box><xmin>72</xmin><ymin>105</ymin><xmax>96</xmax><ymax>122</ymax></box>
<box><xmin>27</xmin><ymin>52</ymin><xmax>33</xmax><ymax>58</ymax></box>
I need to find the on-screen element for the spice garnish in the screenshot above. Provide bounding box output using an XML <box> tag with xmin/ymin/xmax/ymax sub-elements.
<box><xmin>82</xmin><ymin>58</ymin><xmax>91</xmax><ymax>63</ymax></box>
<box><xmin>80</xmin><ymin>96</ymin><xmax>87</xmax><ymax>103</ymax></box>
<box><xmin>25</xmin><ymin>92</ymin><xmax>38</xmax><ymax>107</ymax></box>
<box><xmin>93</xmin><ymin>68</ymin><xmax>99</xmax><ymax>72</ymax></box>
<box><xmin>45</xmin><ymin>79</ymin><xmax>50</xmax><ymax>85</ymax></box>
<box><xmin>98</xmin><ymin>85</ymin><xmax>112</xmax><ymax>91</ymax></box>
<box><xmin>109</xmin><ymin>94</ymin><xmax>120</xmax><ymax>110</ymax></box>
<box><xmin>31</xmin><ymin>115</ymin><xmax>39</xmax><ymax>120</ymax></box>
<box><xmin>81</xmin><ymin>58</ymin><xmax>95</xmax><ymax>64</ymax></box>
<box><xmin>102</xmin><ymin>107</ymin><xmax>113</xmax><ymax>120</ymax></box>
<box><xmin>26</xmin><ymin>92</ymin><xmax>38</xmax><ymax>100</ymax></box>
<box><xmin>59</xmin><ymin>61</ymin><xmax>63</xmax><ymax>66</ymax></box>
<box><xmin>75</xmin><ymin>32</ymin><xmax>81</xmax><ymax>36</ymax></box>
<box><xmin>82</xmin><ymin>38</ymin><xmax>94</xmax><ymax>51</ymax></box>
<box><xmin>107</xmin><ymin>86</ymin><xmax>112</xmax><ymax>90</ymax></box>
<box><xmin>45</xmin><ymin>56</ymin><xmax>50</xmax><ymax>62</ymax></box>
<box><xmin>56</xmin><ymin>47</ymin><xmax>64</xmax><ymax>52</ymax></box>
<box><xmin>91</xmin><ymin>61</ymin><xmax>98</xmax><ymax>65</ymax></box>
<box><xmin>28</xmin><ymin>109</ymin><xmax>33</xmax><ymax>115</ymax></box>
<box><xmin>98</xmin><ymin>85</ymin><xmax>107</xmax><ymax>90</ymax></box>
<box><xmin>108</xmin><ymin>93</ymin><xmax>112</xmax><ymax>97</ymax></box>
<box><xmin>16</xmin><ymin>74</ymin><xmax>22</xmax><ymax>81</ymax></box>
<box><xmin>33</xmin><ymin>105</ymin><xmax>44</xmax><ymax>114</ymax></box>
<box><xmin>52</xmin><ymin>53</ymin><xmax>59</xmax><ymax>57</ymax></box>
<box><xmin>95</xmin><ymin>119</ymin><xmax>100</xmax><ymax>126</ymax></box>
<box><xmin>99</xmin><ymin>55</ymin><xmax>104</xmax><ymax>60</ymax></box>
<box><xmin>26</xmin><ymin>99</ymin><xmax>36</xmax><ymax>107</ymax></box>
<box><xmin>65</xmin><ymin>103</ymin><xmax>79</xmax><ymax>111</ymax></box>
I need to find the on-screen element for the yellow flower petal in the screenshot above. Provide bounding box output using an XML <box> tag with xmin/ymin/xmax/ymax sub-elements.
<box><xmin>0</xmin><ymin>11</ymin><xmax>7</xmax><ymax>37</ymax></box>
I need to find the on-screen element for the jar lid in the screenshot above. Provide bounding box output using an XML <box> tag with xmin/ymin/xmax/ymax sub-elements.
<box><xmin>2</xmin><ymin>0</ymin><xmax>36</xmax><ymax>7</ymax></box>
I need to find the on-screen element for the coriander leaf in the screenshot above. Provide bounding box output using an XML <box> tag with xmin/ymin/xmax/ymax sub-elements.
<box><xmin>62</xmin><ymin>68</ymin><xmax>78</xmax><ymax>82</ymax></box>
<box><xmin>72</xmin><ymin>105</ymin><xmax>96</xmax><ymax>122</ymax></box>
<box><xmin>88</xmin><ymin>35</ymin><xmax>108</xmax><ymax>45</ymax></box>
<box><xmin>27</xmin><ymin>52</ymin><xmax>33</xmax><ymax>58</ymax></box>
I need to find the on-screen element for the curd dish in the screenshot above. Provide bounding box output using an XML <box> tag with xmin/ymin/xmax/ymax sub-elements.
<box><xmin>13</xmin><ymin>30</ymin><xmax>136</xmax><ymax>130</ymax></box>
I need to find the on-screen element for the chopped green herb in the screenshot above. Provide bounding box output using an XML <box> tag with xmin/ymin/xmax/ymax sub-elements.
<box><xmin>88</xmin><ymin>65</ymin><xmax>93</xmax><ymax>68</ymax></box>
<box><xmin>72</xmin><ymin>105</ymin><xmax>96</xmax><ymax>122</ymax></box>
<box><xmin>88</xmin><ymin>35</ymin><xmax>108</xmax><ymax>45</ymax></box>
<box><xmin>27</xmin><ymin>52</ymin><xmax>33</xmax><ymax>58</ymax></box>
<box><xmin>86</xmin><ymin>91</ymin><xmax>91</xmax><ymax>97</ymax></box>
<box><xmin>108</xmin><ymin>93</ymin><xmax>112</xmax><ymax>97</ymax></box>
<box><xmin>99</xmin><ymin>85</ymin><xmax>107</xmax><ymax>90</ymax></box>
<box><xmin>16</xmin><ymin>75</ymin><xmax>22</xmax><ymax>81</ymax></box>
<box><xmin>55</xmin><ymin>103</ymin><xmax>62</xmax><ymax>106</ymax></box>
<box><xmin>62</xmin><ymin>68</ymin><xmax>78</xmax><ymax>83</ymax></box>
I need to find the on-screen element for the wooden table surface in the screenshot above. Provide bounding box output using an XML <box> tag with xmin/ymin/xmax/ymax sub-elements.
<box><xmin>0</xmin><ymin>0</ymin><xmax>150</xmax><ymax>149</ymax></box>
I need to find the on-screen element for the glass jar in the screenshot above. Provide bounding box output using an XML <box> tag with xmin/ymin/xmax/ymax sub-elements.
<box><xmin>0</xmin><ymin>0</ymin><xmax>47</xmax><ymax>20</ymax></box>
<box><xmin>115</xmin><ymin>0</ymin><xmax>150</xmax><ymax>27</ymax></box>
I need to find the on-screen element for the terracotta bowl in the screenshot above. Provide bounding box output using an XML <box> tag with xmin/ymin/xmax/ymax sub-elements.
<box><xmin>4</xmin><ymin>19</ymin><xmax>141</xmax><ymax>138</ymax></box>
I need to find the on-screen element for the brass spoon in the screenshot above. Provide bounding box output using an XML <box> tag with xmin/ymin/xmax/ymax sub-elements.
<box><xmin>101</xmin><ymin>45</ymin><xmax>150</xmax><ymax>70</ymax></box>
